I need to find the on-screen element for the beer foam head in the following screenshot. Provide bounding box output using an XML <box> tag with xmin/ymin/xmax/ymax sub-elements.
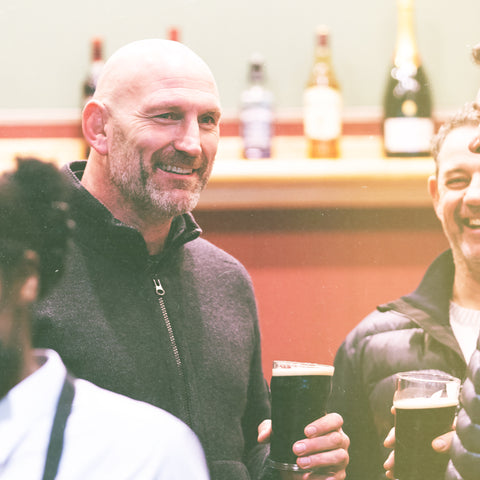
<box><xmin>395</xmin><ymin>370</ymin><xmax>461</xmax><ymax>404</ymax></box>
<box><xmin>272</xmin><ymin>361</ymin><xmax>334</xmax><ymax>376</ymax></box>
<box><xmin>393</xmin><ymin>396</ymin><xmax>459</xmax><ymax>409</ymax></box>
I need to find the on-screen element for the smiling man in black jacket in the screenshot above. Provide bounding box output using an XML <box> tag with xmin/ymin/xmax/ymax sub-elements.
<box><xmin>329</xmin><ymin>101</ymin><xmax>480</xmax><ymax>480</ymax></box>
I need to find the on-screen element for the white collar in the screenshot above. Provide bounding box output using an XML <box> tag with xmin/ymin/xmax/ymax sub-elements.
<box><xmin>0</xmin><ymin>349</ymin><xmax>67</xmax><ymax>465</ymax></box>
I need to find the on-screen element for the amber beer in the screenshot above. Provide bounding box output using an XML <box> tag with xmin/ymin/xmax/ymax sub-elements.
<box><xmin>269</xmin><ymin>361</ymin><xmax>334</xmax><ymax>470</ymax></box>
<box><xmin>393</xmin><ymin>371</ymin><xmax>460</xmax><ymax>480</ymax></box>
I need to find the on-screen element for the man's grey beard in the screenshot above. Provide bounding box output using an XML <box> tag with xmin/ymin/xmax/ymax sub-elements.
<box><xmin>144</xmin><ymin>181</ymin><xmax>202</xmax><ymax>218</ymax></box>
<box><xmin>108</xmin><ymin>148</ymin><xmax>207</xmax><ymax>219</ymax></box>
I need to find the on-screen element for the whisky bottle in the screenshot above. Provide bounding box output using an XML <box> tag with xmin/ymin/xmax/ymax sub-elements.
<box><xmin>240</xmin><ymin>53</ymin><xmax>274</xmax><ymax>159</ymax></box>
<box><xmin>303</xmin><ymin>26</ymin><xmax>342</xmax><ymax>159</ymax></box>
<box><xmin>81</xmin><ymin>37</ymin><xmax>104</xmax><ymax>158</ymax></box>
<box><xmin>383</xmin><ymin>0</ymin><xmax>434</xmax><ymax>157</ymax></box>
<box><xmin>82</xmin><ymin>37</ymin><xmax>104</xmax><ymax>107</ymax></box>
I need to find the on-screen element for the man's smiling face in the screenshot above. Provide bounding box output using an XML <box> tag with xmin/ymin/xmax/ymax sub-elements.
<box><xmin>430</xmin><ymin>126</ymin><xmax>480</xmax><ymax>272</ymax></box>
<box><xmin>100</xmin><ymin>42</ymin><xmax>221</xmax><ymax>219</ymax></box>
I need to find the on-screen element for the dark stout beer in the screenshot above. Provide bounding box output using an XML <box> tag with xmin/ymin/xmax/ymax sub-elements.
<box><xmin>394</xmin><ymin>397</ymin><xmax>458</xmax><ymax>480</ymax></box>
<box><xmin>270</xmin><ymin>362</ymin><xmax>334</xmax><ymax>469</ymax></box>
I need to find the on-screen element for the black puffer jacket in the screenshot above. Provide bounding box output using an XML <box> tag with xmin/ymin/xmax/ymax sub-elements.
<box><xmin>329</xmin><ymin>250</ymin><xmax>466</xmax><ymax>480</ymax></box>
<box><xmin>446</xmin><ymin>334</ymin><xmax>480</xmax><ymax>480</ymax></box>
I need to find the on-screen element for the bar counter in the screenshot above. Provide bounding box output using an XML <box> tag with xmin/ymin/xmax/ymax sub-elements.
<box><xmin>0</xmin><ymin>135</ymin><xmax>435</xmax><ymax>211</ymax></box>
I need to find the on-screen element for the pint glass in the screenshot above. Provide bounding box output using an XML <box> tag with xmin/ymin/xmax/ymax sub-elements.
<box><xmin>269</xmin><ymin>360</ymin><xmax>334</xmax><ymax>471</ymax></box>
<box><xmin>393</xmin><ymin>370</ymin><xmax>460</xmax><ymax>480</ymax></box>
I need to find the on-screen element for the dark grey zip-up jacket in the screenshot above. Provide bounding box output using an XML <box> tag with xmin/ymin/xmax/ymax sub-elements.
<box><xmin>328</xmin><ymin>250</ymin><xmax>467</xmax><ymax>480</ymax></box>
<box><xmin>33</xmin><ymin>161</ymin><xmax>271</xmax><ymax>480</ymax></box>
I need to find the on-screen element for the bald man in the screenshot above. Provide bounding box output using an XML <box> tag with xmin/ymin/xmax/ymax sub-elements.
<box><xmin>33</xmin><ymin>39</ymin><xmax>349</xmax><ymax>480</ymax></box>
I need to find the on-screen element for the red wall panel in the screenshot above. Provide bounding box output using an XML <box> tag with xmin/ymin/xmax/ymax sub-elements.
<box><xmin>195</xmin><ymin>208</ymin><xmax>449</xmax><ymax>378</ymax></box>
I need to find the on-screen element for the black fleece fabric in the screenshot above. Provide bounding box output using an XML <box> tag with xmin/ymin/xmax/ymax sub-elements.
<box><xmin>33</xmin><ymin>161</ymin><xmax>271</xmax><ymax>480</ymax></box>
<box><xmin>328</xmin><ymin>250</ymin><xmax>467</xmax><ymax>480</ymax></box>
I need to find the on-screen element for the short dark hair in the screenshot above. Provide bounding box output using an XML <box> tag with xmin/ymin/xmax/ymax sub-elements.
<box><xmin>0</xmin><ymin>158</ymin><xmax>72</xmax><ymax>298</ymax></box>
<box><xmin>431</xmin><ymin>102</ymin><xmax>480</xmax><ymax>174</ymax></box>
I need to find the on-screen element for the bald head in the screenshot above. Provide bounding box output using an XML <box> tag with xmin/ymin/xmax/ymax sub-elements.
<box><xmin>80</xmin><ymin>38</ymin><xmax>221</xmax><ymax>246</ymax></box>
<box><xmin>94</xmin><ymin>39</ymin><xmax>219</xmax><ymax>106</ymax></box>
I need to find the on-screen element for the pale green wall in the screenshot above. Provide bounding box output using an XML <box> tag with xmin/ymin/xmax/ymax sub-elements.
<box><xmin>1</xmin><ymin>0</ymin><xmax>479</xmax><ymax>113</ymax></box>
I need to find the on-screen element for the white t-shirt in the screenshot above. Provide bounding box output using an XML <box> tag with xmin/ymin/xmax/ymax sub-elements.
<box><xmin>449</xmin><ymin>301</ymin><xmax>480</xmax><ymax>364</ymax></box>
<box><xmin>0</xmin><ymin>349</ymin><xmax>210</xmax><ymax>479</ymax></box>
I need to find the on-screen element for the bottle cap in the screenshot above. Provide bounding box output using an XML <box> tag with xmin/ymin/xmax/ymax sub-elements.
<box><xmin>91</xmin><ymin>36</ymin><xmax>103</xmax><ymax>61</ymax></box>
<box><xmin>315</xmin><ymin>25</ymin><xmax>330</xmax><ymax>46</ymax></box>
<box><xmin>167</xmin><ymin>27</ymin><xmax>180</xmax><ymax>42</ymax></box>
<box><xmin>249</xmin><ymin>52</ymin><xmax>265</xmax><ymax>66</ymax></box>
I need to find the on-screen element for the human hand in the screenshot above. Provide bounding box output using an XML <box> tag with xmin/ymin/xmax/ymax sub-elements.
<box><xmin>383</xmin><ymin>426</ymin><xmax>395</xmax><ymax>480</ymax></box>
<box><xmin>382</xmin><ymin>407</ymin><xmax>455</xmax><ymax>480</ymax></box>
<box><xmin>257</xmin><ymin>418</ymin><xmax>272</xmax><ymax>444</ymax></box>
<box><xmin>293</xmin><ymin>413</ymin><xmax>349</xmax><ymax>480</ymax></box>
<box><xmin>383</xmin><ymin>428</ymin><xmax>455</xmax><ymax>479</ymax></box>
<box><xmin>258</xmin><ymin>414</ymin><xmax>349</xmax><ymax>480</ymax></box>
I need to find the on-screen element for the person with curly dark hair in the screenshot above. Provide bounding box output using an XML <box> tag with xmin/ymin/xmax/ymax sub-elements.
<box><xmin>0</xmin><ymin>157</ymin><xmax>210</xmax><ymax>479</ymax></box>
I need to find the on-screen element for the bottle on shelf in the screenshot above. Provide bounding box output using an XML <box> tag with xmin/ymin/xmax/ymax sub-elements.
<box><xmin>303</xmin><ymin>25</ymin><xmax>342</xmax><ymax>159</ymax></box>
<box><xmin>382</xmin><ymin>0</ymin><xmax>434</xmax><ymax>157</ymax></box>
<box><xmin>239</xmin><ymin>53</ymin><xmax>274</xmax><ymax>159</ymax></box>
<box><xmin>82</xmin><ymin>36</ymin><xmax>104</xmax><ymax>109</ymax></box>
<box><xmin>167</xmin><ymin>26</ymin><xmax>180</xmax><ymax>42</ymax></box>
<box><xmin>81</xmin><ymin>37</ymin><xmax>104</xmax><ymax>158</ymax></box>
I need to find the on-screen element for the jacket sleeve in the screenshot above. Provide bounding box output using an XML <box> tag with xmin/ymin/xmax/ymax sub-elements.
<box><xmin>241</xmin><ymin>302</ymin><xmax>271</xmax><ymax>480</ymax></box>
<box><xmin>329</xmin><ymin>340</ymin><xmax>388</xmax><ymax>480</ymax></box>
<box><xmin>446</xmin><ymin>335</ymin><xmax>480</xmax><ymax>480</ymax></box>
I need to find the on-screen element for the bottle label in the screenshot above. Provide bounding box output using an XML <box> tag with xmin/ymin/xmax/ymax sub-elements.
<box><xmin>384</xmin><ymin>117</ymin><xmax>434</xmax><ymax>154</ymax></box>
<box><xmin>303</xmin><ymin>86</ymin><xmax>342</xmax><ymax>140</ymax></box>
<box><xmin>240</xmin><ymin>106</ymin><xmax>273</xmax><ymax>151</ymax></box>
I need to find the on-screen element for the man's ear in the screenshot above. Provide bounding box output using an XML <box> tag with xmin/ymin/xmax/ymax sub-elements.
<box><xmin>82</xmin><ymin>100</ymin><xmax>109</xmax><ymax>156</ymax></box>
<box><xmin>428</xmin><ymin>174</ymin><xmax>440</xmax><ymax>217</ymax></box>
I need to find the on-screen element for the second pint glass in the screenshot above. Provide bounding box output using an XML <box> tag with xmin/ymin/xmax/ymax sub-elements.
<box><xmin>269</xmin><ymin>360</ymin><xmax>334</xmax><ymax>471</ymax></box>
<box><xmin>393</xmin><ymin>370</ymin><xmax>460</xmax><ymax>480</ymax></box>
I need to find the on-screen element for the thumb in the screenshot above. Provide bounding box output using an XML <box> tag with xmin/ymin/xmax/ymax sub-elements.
<box><xmin>257</xmin><ymin>419</ymin><xmax>272</xmax><ymax>444</ymax></box>
<box><xmin>432</xmin><ymin>431</ymin><xmax>454</xmax><ymax>453</ymax></box>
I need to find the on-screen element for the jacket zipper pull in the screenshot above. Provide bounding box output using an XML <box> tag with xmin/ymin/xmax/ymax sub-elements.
<box><xmin>153</xmin><ymin>278</ymin><xmax>165</xmax><ymax>296</ymax></box>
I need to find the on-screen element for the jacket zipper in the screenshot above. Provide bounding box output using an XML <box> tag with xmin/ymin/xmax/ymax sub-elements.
<box><xmin>152</xmin><ymin>278</ymin><xmax>192</xmax><ymax>424</ymax></box>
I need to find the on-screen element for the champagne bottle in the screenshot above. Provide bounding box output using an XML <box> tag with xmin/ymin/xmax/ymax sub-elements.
<box><xmin>383</xmin><ymin>0</ymin><xmax>434</xmax><ymax>157</ymax></box>
<box><xmin>303</xmin><ymin>25</ymin><xmax>342</xmax><ymax>159</ymax></box>
<box><xmin>240</xmin><ymin>53</ymin><xmax>274</xmax><ymax>159</ymax></box>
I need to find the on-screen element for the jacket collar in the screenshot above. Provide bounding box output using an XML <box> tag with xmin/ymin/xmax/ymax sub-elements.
<box><xmin>62</xmin><ymin>161</ymin><xmax>202</xmax><ymax>264</ymax></box>
<box><xmin>402</xmin><ymin>249</ymin><xmax>454</xmax><ymax>325</ymax></box>
<box><xmin>378</xmin><ymin>250</ymin><xmax>463</xmax><ymax>358</ymax></box>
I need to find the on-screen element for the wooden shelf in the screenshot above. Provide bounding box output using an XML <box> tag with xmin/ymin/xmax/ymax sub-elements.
<box><xmin>0</xmin><ymin>135</ymin><xmax>436</xmax><ymax>211</ymax></box>
<box><xmin>200</xmin><ymin>136</ymin><xmax>435</xmax><ymax>210</ymax></box>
